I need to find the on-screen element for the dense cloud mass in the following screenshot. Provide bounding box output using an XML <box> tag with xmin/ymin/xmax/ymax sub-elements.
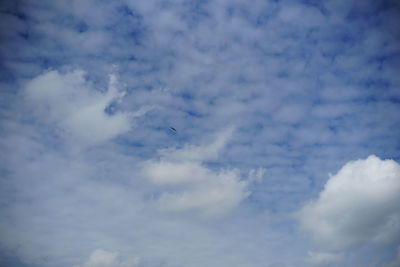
<box><xmin>298</xmin><ymin>155</ymin><xmax>400</xmax><ymax>265</ymax></box>
<box><xmin>299</xmin><ymin>156</ymin><xmax>400</xmax><ymax>249</ymax></box>
<box><xmin>0</xmin><ymin>0</ymin><xmax>400</xmax><ymax>266</ymax></box>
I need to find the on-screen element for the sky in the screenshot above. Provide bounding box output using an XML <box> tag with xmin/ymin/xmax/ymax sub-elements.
<box><xmin>0</xmin><ymin>0</ymin><xmax>400</xmax><ymax>266</ymax></box>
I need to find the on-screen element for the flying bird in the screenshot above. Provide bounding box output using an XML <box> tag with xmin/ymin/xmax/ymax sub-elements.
<box><xmin>169</xmin><ymin>127</ymin><xmax>177</xmax><ymax>132</ymax></box>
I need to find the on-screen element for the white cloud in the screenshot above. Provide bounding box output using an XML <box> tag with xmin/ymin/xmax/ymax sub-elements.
<box><xmin>306</xmin><ymin>251</ymin><xmax>344</xmax><ymax>266</ymax></box>
<box><xmin>24</xmin><ymin>70</ymin><xmax>134</xmax><ymax>147</ymax></box>
<box><xmin>143</xmin><ymin>160</ymin><xmax>211</xmax><ymax>185</ymax></box>
<box><xmin>156</xmin><ymin>167</ymin><xmax>249</xmax><ymax>217</ymax></box>
<box><xmin>278</xmin><ymin>3</ymin><xmax>325</xmax><ymax>27</ymax></box>
<box><xmin>142</xmin><ymin>128</ymin><xmax>252</xmax><ymax>218</ymax></box>
<box><xmin>274</xmin><ymin>103</ymin><xmax>308</xmax><ymax>124</ymax></box>
<box><xmin>298</xmin><ymin>155</ymin><xmax>400</xmax><ymax>250</ymax></box>
<box><xmin>158</xmin><ymin>126</ymin><xmax>235</xmax><ymax>162</ymax></box>
<box><xmin>77</xmin><ymin>249</ymin><xmax>139</xmax><ymax>267</ymax></box>
<box><xmin>248</xmin><ymin>167</ymin><xmax>266</xmax><ymax>183</ymax></box>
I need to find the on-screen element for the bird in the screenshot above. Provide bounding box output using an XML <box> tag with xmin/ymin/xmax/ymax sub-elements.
<box><xmin>169</xmin><ymin>127</ymin><xmax>177</xmax><ymax>132</ymax></box>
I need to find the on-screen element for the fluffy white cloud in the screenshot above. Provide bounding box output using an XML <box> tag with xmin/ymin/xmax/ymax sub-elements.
<box><xmin>298</xmin><ymin>155</ymin><xmax>400</xmax><ymax>250</ymax></box>
<box><xmin>77</xmin><ymin>249</ymin><xmax>139</xmax><ymax>267</ymax></box>
<box><xmin>142</xmin><ymin>128</ymin><xmax>252</xmax><ymax>218</ymax></box>
<box><xmin>24</xmin><ymin>70</ymin><xmax>134</xmax><ymax>147</ymax></box>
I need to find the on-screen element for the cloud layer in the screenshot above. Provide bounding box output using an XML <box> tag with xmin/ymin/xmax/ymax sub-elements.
<box><xmin>76</xmin><ymin>249</ymin><xmax>140</xmax><ymax>267</ymax></box>
<box><xmin>1</xmin><ymin>0</ymin><xmax>400</xmax><ymax>266</ymax></box>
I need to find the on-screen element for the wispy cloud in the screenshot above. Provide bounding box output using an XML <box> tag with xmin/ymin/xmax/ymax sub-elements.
<box><xmin>306</xmin><ymin>251</ymin><xmax>344</xmax><ymax>267</ymax></box>
<box><xmin>142</xmin><ymin>127</ymin><xmax>252</xmax><ymax>218</ymax></box>
<box><xmin>75</xmin><ymin>249</ymin><xmax>140</xmax><ymax>267</ymax></box>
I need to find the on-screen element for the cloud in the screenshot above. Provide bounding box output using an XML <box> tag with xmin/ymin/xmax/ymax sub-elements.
<box><xmin>278</xmin><ymin>3</ymin><xmax>325</xmax><ymax>27</ymax></box>
<box><xmin>1</xmin><ymin>0</ymin><xmax>400</xmax><ymax>266</ymax></box>
<box><xmin>306</xmin><ymin>251</ymin><xmax>344</xmax><ymax>267</ymax></box>
<box><xmin>143</xmin><ymin>160</ymin><xmax>212</xmax><ymax>185</ymax></box>
<box><xmin>248</xmin><ymin>167</ymin><xmax>266</xmax><ymax>183</ymax></box>
<box><xmin>274</xmin><ymin>103</ymin><xmax>309</xmax><ymax>124</ymax></box>
<box><xmin>24</xmin><ymin>70</ymin><xmax>135</xmax><ymax>147</ymax></box>
<box><xmin>157</xmin><ymin>126</ymin><xmax>235</xmax><ymax>162</ymax></box>
<box><xmin>155</xmin><ymin>168</ymin><xmax>249</xmax><ymax>217</ymax></box>
<box><xmin>142</xmin><ymin>128</ymin><xmax>251</xmax><ymax>218</ymax></box>
<box><xmin>76</xmin><ymin>249</ymin><xmax>139</xmax><ymax>267</ymax></box>
<box><xmin>383</xmin><ymin>247</ymin><xmax>400</xmax><ymax>267</ymax></box>
<box><xmin>298</xmin><ymin>155</ymin><xmax>400</xmax><ymax>250</ymax></box>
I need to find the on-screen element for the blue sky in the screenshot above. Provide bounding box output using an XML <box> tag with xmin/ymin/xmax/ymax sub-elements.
<box><xmin>1</xmin><ymin>0</ymin><xmax>400</xmax><ymax>266</ymax></box>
